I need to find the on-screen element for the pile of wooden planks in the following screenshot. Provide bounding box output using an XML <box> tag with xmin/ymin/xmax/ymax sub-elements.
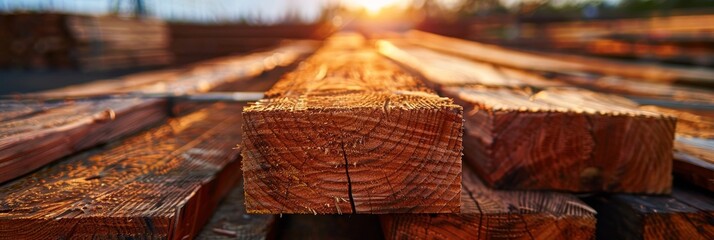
<box><xmin>380</xmin><ymin>39</ymin><xmax>677</xmax><ymax>193</ymax></box>
<box><xmin>381</xmin><ymin>166</ymin><xmax>597</xmax><ymax>239</ymax></box>
<box><xmin>0</xmin><ymin>40</ymin><xmax>314</xmax><ymax>238</ymax></box>
<box><xmin>0</xmin><ymin>103</ymin><xmax>245</xmax><ymax>238</ymax></box>
<box><xmin>457</xmin><ymin>14</ymin><xmax>714</xmax><ymax>66</ymax></box>
<box><xmin>241</xmin><ymin>33</ymin><xmax>464</xmax><ymax>214</ymax></box>
<box><xmin>36</xmin><ymin>41</ymin><xmax>317</xmax><ymax>97</ymax></box>
<box><xmin>377</xmin><ymin>32</ymin><xmax>713</xmax><ymax>239</ymax></box>
<box><xmin>0</xmin><ymin>13</ymin><xmax>171</xmax><ymax>71</ymax></box>
<box><xmin>443</xmin><ymin>86</ymin><xmax>676</xmax><ymax>193</ymax></box>
<box><xmin>0</xmin><ymin>41</ymin><xmax>316</xmax><ymax>184</ymax></box>
<box><xmin>169</xmin><ymin>23</ymin><xmax>332</xmax><ymax>65</ymax></box>
<box><xmin>1</xmin><ymin>30</ymin><xmax>712</xmax><ymax>239</ymax></box>
<box><xmin>407</xmin><ymin>30</ymin><xmax>714</xmax><ymax>85</ymax></box>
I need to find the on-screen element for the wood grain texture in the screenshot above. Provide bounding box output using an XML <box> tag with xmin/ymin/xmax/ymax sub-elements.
<box><xmin>586</xmin><ymin>184</ymin><xmax>714</xmax><ymax>240</ymax></box>
<box><xmin>556</xmin><ymin>74</ymin><xmax>714</xmax><ymax>108</ymax></box>
<box><xmin>407</xmin><ymin>30</ymin><xmax>714</xmax><ymax>84</ymax></box>
<box><xmin>197</xmin><ymin>181</ymin><xmax>276</xmax><ymax>240</ymax></box>
<box><xmin>376</xmin><ymin>40</ymin><xmax>564</xmax><ymax>89</ymax></box>
<box><xmin>0</xmin><ymin>42</ymin><xmax>316</xmax><ymax>184</ymax></box>
<box><xmin>0</xmin><ymin>13</ymin><xmax>171</xmax><ymax>71</ymax></box>
<box><xmin>0</xmin><ymin>98</ymin><xmax>167</xmax><ymax>183</ymax></box>
<box><xmin>673</xmin><ymin>137</ymin><xmax>714</xmax><ymax>191</ymax></box>
<box><xmin>37</xmin><ymin>41</ymin><xmax>318</xmax><ymax>98</ymax></box>
<box><xmin>443</xmin><ymin>86</ymin><xmax>676</xmax><ymax>193</ymax></box>
<box><xmin>380</xmin><ymin>166</ymin><xmax>596</xmax><ymax>240</ymax></box>
<box><xmin>242</xmin><ymin>33</ymin><xmax>463</xmax><ymax>214</ymax></box>
<box><xmin>639</xmin><ymin>106</ymin><xmax>714</xmax><ymax>192</ymax></box>
<box><xmin>640</xmin><ymin>106</ymin><xmax>714</xmax><ymax>139</ymax></box>
<box><xmin>0</xmin><ymin>103</ymin><xmax>244</xmax><ymax>239</ymax></box>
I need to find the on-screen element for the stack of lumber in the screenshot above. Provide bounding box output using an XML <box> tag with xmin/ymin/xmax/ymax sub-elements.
<box><xmin>66</xmin><ymin>15</ymin><xmax>172</xmax><ymax>71</ymax></box>
<box><xmin>457</xmin><ymin>14</ymin><xmax>714</xmax><ymax>66</ymax></box>
<box><xmin>0</xmin><ymin>103</ymin><xmax>245</xmax><ymax>238</ymax></box>
<box><xmin>381</xmin><ymin>166</ymin><xmax>597</xmax><ymax>239</ymax></box>
<box><xmin>37</xmin><ymin>41</ymin><xmax>317</xmax><ymax>97</ymax></box>
<box><xmin>241</xmin><ymin>33</ymin><xmax>464</xmax><ymax>214</ymax></box>
<box><xmin>586</xmin><ymin>184</ymin><xmax>713</xmax><ymax>239</ymax></box>
<box><xmin>378</xmin><ymin>32</ymin><xmax>713</xmax><ymax>239</ymax></box>
<box><xmin>538</xmin><ymin>15</ymin><xmax>714</xmax><ymax>66</ymax></box>
<box><xmin>0</xmin><ymin>39</ymin><xmax>313</xmax><ymax>238</ymax></box>
<box><xmin>641</xmin><ymin>107</ymin><xmax>714</xmax><ymax>192</ymax></box>
<box><xmin>443</xmin><ymin>86</ymin><xmax>676</xmax><ymax>193</ymax></box>
<box><xmin>2</xmin><ymin>30</ymin><xmax>713</xmax><ymax>239</ymax></box>
<box><xmin>377</xmin><ymin>40</ymin><xmax>565</xmax><ymax>89</ymax></box>
<box><xmin>0</xmin><ymin>13</ymin><xmax>171</xmax><ymax>71</ymax></box>
<box><xmin>379</xmin><ymin>39</ymin><xmax>678</xmax><ymax>193</ymax></box>
<box><xmin>406</xmin><ymin>30</ymin><xmax>714</xmax><ymax>85</ymax></box>
<box><xmin>0</xmin><ymin>41</ymin><xmax>316</xmax><ymax>184</ymax></box>
<box><xmin>169</xmin><ymin>23</ymin><xmax>332</xmax><ymax>64</ymax></box>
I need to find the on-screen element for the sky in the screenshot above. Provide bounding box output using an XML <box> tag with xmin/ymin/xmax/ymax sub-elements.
<box><xmin>0</xmin><ymin>0</ymin><xmax>628</xmax><ymax>23</ymax></box>
<box><xmin>0</xmin><ymin>0</ymin><xmax>331</xmax><ymax>23</ymax></box>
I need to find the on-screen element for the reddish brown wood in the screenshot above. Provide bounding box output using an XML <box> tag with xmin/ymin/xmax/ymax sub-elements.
<box><xmin>0</xmin><ymin>41</ymin><xmax>317</xmax><ymax>185</ymax></box>
<box><xmin>0</xmin><ymin>103</ymin><xmax>244</xmax><ymax>239</ymax></box>
<box><xmin>197</xmin><ymin>181</ymin><xmax>276</xmax><ymax>240</ymax></box>
<box><xmin>37</xmin><ymin>41</ymin><xmax>318</xmax><ymax>98</ymax></box>
<box><xmin>587</xmin><ymin>184</ymin><xmax>714</xmax><ymax>239</ymax></box>
<box><xmin>380</xmin><ymin>166</ymin><xmax>596</xmax><ymax>239</ymax></box>
<box><xmin>640</xmin><ymin>106</ymin><xmax>714</xmax><ymax>192</ymax></box>
<box><xmin>556</xmin><ymin>74</ymin><xmax>714</xmax><ymax>107</ymax></box>
<box><xmin>0</xmin><ymin>98</ymin><xmax>167</xmax><ymax>183</ymax></box>
<box><xmin>377</xmin><ymin>40</ymin><xmax>565</xmax><ymax>89</ymax></box>
<box><xmin>673</xmin><ymin>137</ymin><xmax>714</xmax><ymax>191</ymax></box>
<box><xmin>408</xmin><ymin>30</ymin><xmax>714</xmax><ymax>84</ymax></box>
<box><xmin>0</xmin><ymin>13</ymin><xmax>172</xmax><ymax>71</ymax></box>
<box><xmin>442</xmin><ymin>86</ymin><xmax>676</xmax><ymax>193</ymax></box>
<box><xmin>242</xmin><ymin>33</ymin><xmax>463</xmax><ymax>214</ymax></box>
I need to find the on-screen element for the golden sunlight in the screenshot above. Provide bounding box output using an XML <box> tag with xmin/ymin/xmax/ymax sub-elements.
<box><xmin>345</xmin><ymin>0</ymin><xmax>403</xmax><ymax>14</ymax></box>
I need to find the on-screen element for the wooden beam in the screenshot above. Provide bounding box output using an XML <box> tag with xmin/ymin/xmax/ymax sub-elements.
<box><xmin>377</xmin><ymin>40</ymin><xmax>564</xmax><ymax>89</ymax></box>
<box><xmin>196</xmin><ymin>180</ymin><xmax>276</xmax><ymax>239</ymax></box>
<box><xmin>673</xmin><ymin>137</ymin><xmax>714</xmax><ymax>191</ymax></box>
<box><xmin>442</xmin><ymin>86</ymin><xmax>676</xmax><ymax>193</ymax></box>
<box><xmin>586</xmin><ymin>184</ymin><xmax>714</xmax><ymax>239</ymax></box>
<box><xmin>0</xmin><ymin>103</ymin><xmax>244</xmax><ymax>239</ymax></box>
<box><xmin>0</xmin><ymin>42</ymin><xmax>317</xmax><ymax>184</ymax></box>
<box><xmin>380</xmin><ymin>166</ymin><xmax>596</xmax><ymax>239</ymax></box>
<box><xmin>640</xmin><ymin>106</ymin><xmax>714</xmax><ymax>191</ymax></box>
<box><xmin>36</xmin><ymin>41</ymin><xmax>317</xmax><ymax>98</ymax></box>
<box><xmin>555</xmin><ymin>74</ymin><xmax>714</xmax><ymax>109</ymax></box>
<box><xmin>408</xmin><ymin>30</ymin><xmax>714</xmax><ymax>84</ymax></box>
<box><xmin>242</xmin><ymin>33</ymin><xmax>463</xmax><ymax>214</ymax></box>
<box><xmin>0</xmin><ymin>98</ymin><xmax>167</xmax><ymax>183</ymax></box>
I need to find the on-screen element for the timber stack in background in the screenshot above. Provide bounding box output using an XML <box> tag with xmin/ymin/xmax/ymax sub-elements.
<box><xmin>0</xmin><ymin>13</ymin><xmax>333</xmax><ymax>71</ymax></box>
<box><xmin>0</xmin><ymin>13</ymin><xmax>172</xmax><ymax>71</ymax></box>
<box><xmin>169</xmin><ymin>23</ymin><xmax>332</xmax><ymax>65</ymax></box>
<box><xmin>419</xmin><ymin>14</ymin><xmax>714</xmax><ymax>67</ymax></box>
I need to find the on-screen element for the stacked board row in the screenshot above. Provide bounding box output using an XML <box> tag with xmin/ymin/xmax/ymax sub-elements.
<box><xmin>169</xmin><ymin>23</ymin><xmax>332</xmax><ymax>65</ymax></box>
<box><xmin>377</xmin><ymin>32</ymin><xmax>713</xmax><ymax>239</ymax></box>
<box><xmin>0</xmin><ymin>39</ymin><xmax>318</xmax><ymax>238</ymax></box>
<box><xmin>0</xmin><ymin>41</ymin><xmax>317</xmax><ymax>184</ymax></box>
<box><xmin>0</xmin><ymin>13</ymin><xmax>171</xmax><ymax>71</ymax></box>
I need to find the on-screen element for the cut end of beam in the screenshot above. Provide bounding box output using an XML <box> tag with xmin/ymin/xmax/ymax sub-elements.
<box><xmin>241</xmin><ymin>33</ymin><xmax>463</xmax><ymax>214</ymax></box>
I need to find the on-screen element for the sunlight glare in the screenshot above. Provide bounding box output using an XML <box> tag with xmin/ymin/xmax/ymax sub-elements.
<box><xmin>346</xmin><ymin>0</ymin><xmax>403</xmax><ymax>14</ymax></box>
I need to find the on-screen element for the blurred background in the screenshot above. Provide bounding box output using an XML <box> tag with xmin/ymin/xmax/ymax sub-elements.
<box><xmin>1</xmin><ymin>0</ymin><xmax>713</xmax><ymax>93</ymax></box>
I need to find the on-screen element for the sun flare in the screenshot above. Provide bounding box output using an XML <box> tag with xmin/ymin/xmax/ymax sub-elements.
<box><xmin>346</xmin><ymin>0</ymin><xmax>402</xmax><ymax>14</ymax></box>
